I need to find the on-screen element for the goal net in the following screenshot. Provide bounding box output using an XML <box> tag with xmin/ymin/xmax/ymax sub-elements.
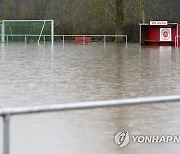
<box><xmin>0</xmin><ymin>20</ymin><xmax>54</xmax><ymax>43</ymax></box>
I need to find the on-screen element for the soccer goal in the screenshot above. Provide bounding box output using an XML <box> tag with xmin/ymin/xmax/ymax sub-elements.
<box><xmin>0</xmin><ymin>20</ymin><xmax>54</xmax><ymax>44</ymax></box>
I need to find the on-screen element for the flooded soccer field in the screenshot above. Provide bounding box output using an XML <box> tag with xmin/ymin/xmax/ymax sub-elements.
<box><xmin>0</xmin><ymin>43</ymin><xmax>180</xmax><ymax>154</ymax></box>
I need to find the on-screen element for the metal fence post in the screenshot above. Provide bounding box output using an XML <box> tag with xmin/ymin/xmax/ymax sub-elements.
<box><xmin>24</xmin><ymin>35</ymin><xmax>26</xmax><ymax>44</ymax></box>
<box><xmin>177</xmin><ymin>36</ymin><xmax>179</xmax><ymax>47</ymax></box>
<box><xmin>63</xmin><ymin>35</ymin><xmax>65</xmax><ymax>46</ymax></box>
<box><xmin>83</xmin><ymin>35</ymin><xmax>85</xmax><ymax>45</ymax></box>
<box><xmin>44</xmin><ymin>36</ymin><xmax>46</xmax><ymax>43</ymax></box>
<box><xmin>104</xmin><ymin>35</ymin><xmax>106</xmax><ymax>47</ymax></box>
<box><xmin>125</xmin><ymin>35</ymin><xmax>128</xmax><ymax>46</ymax></box>
<box><xmin>6</xmin><ymin>36</ymin><xmax>8</xmax><ymax>43</ymax></box>
<box><xmin>104</xmin><ymin>35</ymin><xmax>106</xmax><ymax>43</ymax></box>
<box><xmin>3</xmin><ymin>115</ymin><xmax>10</xmax><ymax>154</ymax></box>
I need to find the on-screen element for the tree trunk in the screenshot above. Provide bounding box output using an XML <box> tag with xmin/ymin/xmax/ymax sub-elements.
<box><xmin>115</xmin><ymin>0</ymin><xmax>124</xmax><ymax>43</ymax></box>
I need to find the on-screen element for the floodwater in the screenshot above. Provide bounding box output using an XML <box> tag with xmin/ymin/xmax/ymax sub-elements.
<box><xmin>0</xmin><ymin>42</ymin><xmax>180</xmax><ymax>154</ymax></box>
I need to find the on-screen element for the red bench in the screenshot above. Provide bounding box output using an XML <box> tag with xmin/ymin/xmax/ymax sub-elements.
<box><xmin>144</xmin><ymin>40</ymin><xmax>175</xmax><ymax>46</ymax></box>
<box><xmin>74</xmin><ymin>37</ymin><xmax>91</xmax><ymax>43</ymax></box>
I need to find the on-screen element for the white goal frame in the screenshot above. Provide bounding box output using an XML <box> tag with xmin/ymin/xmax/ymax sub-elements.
<box><xmin>0</xmin><ymin>20</ymin><xmax>54</xmax><ymax>44</ymax></box>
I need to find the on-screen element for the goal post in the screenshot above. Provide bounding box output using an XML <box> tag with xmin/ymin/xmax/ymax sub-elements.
<box><xmin>0</xmin><ymin>20</ymin><xmax>54</xmax><ymax>44</ymax></box>
<box><xmin>1</xmin><ymin>21</ymin><xmax>5</xmax><ymax>43</ymax></box>
<box><xmin>51</xmin><ymin>20</ymin><xmax>54</xmax><ymax>44</ymax></box>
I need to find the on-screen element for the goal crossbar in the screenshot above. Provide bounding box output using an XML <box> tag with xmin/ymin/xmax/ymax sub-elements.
<box><xmin>0</xmin><ymin>20</ymin><xmax>54</xmax><ymax>44</ymax></box>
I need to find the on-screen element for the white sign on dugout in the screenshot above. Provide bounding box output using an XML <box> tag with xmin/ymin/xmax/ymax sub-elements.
<box><xmin>160</xmin><ymin>28</ymin><xmax>172</xmax><ymax>41</ymax></box>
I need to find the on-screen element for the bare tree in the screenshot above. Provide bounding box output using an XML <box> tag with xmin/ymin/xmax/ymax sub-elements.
<box><xmin>2</xmin><ymin>0</ymin><xmax>10</xmax><ymax>19</ymax></box>
<box><xmin>37</xmin><ymin>0</ymin><xmax>49</xmax><ymax>19</ymax></box>
<box><xmin>115</xmin><ymin>0</ymin><xmax>123</xmax><ymax>42</ymax></box>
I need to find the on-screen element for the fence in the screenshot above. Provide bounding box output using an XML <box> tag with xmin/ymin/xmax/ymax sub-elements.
<box><xmin>54</xmin><ymin>35</ymin><xmax>128</xmax><ymax>46</ymax></box>
<box><xmin>175</xmin><ymin>36</ymin><xmax>180</xmax><ymax>47</ymax></box>
<box><xmin>4</xmin><ymin>35</ymin><xmax>51</xmax><ymax>44</ymax></box>
<box><xmin>1</xmin><ymin>95</ymin><xmax>180</xmax><ymax>154</ymax></box>
<box><xmin>4</xmin><ymin>34</ymin><xmax>128</xmax><ymax>45</ymax></box>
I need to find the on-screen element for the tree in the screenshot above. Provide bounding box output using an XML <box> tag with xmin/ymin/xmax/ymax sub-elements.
<box><xmin>2</xmin><ymin>0</ymin><xmax>10</xmax><ymax>19</ymax></box>
<box><xmin>37</xmin><ymin>0</ymin><xmax>49</xmax><ymax>19</ymax></box>
<box><xmin>115</xmin><ymin>0</ymin><xmax>123</xmax><ymax>42</ymax></box>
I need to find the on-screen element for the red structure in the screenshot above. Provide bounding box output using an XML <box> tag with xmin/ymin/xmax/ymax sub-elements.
<box><xmin>140</xmin><ymin>21</ymin><xmax>180</xmax><ymax>46</ymax></box>
<box><xmin>74</xmin><ymin>37</ymin><xmax>91</xmax><ymax>43</ymax></box>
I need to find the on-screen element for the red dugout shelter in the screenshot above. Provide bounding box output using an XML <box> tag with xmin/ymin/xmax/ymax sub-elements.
<box><xmin>140</xmin><ymin>21</ymin><xmax>180</xmax><ymax>46</ymax></box>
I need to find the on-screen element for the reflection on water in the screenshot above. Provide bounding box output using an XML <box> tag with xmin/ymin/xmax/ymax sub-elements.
<box><xmin>0</xmin><ymin>43</ymin><xmax>180</xmax><ymax>154</ymax></box>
